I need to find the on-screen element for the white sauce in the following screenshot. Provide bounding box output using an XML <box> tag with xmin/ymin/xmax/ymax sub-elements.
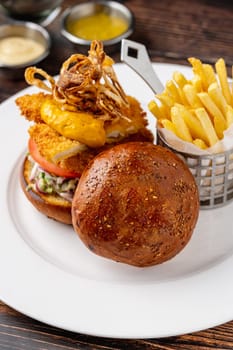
<box><xmin>0</xmin><ymin>36</ymin><xmax>45</xmax><ymax>66</ymax></box>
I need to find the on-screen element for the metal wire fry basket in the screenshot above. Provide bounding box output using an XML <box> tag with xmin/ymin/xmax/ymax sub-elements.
<box><xmin>157</xmin><ymin>131</ymin><xmax>233</xmax><ymax>209</ymax></box>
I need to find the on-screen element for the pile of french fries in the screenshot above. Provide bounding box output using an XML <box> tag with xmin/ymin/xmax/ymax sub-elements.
<box><xmin>148</xmin><ymin>58</ymin><xmax>233</xmax><ymax>149</ymax></box>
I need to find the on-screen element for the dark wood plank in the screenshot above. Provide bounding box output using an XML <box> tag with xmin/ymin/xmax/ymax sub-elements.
<box><xmin>1</xmin><ymin>301</ymin><xmax>233</xmax><ymax>349</ymax></box>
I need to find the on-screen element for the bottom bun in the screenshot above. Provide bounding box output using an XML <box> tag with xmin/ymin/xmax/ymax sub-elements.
<box><xmin>20</xmin><ymin>157</ymin><xmax>72</xmax><ymax>225</ymax></box>
<box><xmin>72</xmin><ymin>142</ymin><xmax>199</xmax><ymax>267</ymax></box>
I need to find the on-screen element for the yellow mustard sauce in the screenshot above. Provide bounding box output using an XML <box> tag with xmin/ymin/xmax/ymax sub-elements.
<box><xmin>67</xmin><ymin>12</ymin><xmax>128</xmax><ymax>41</ymax></box>
<box><xmin>0</xmin><ymin>36</ymin><xmax>45</xmax><ymax>65</ymax></box>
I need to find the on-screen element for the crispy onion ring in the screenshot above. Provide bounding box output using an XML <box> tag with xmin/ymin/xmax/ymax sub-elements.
<box><xmin>24</xmin><ymin>40</ymin><xmax>130</xmax><ymax>122</ymax></box>
<box><xmin>25</xmin><ymin>67</ymin><xmax>55</xmax><ymax>92</ymax></box>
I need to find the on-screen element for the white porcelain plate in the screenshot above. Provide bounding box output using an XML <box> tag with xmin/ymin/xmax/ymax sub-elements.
<box><xmin>1</xmin><ymin>63</ymin><xmax>233</xmax><ymax>339</ymax></box>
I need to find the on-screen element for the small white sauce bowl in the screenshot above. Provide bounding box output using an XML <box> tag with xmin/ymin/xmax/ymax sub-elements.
<box><xmin>0</xmin><ymin>21</ymin><xmax>50</xmax><ymax>79</ymax></box>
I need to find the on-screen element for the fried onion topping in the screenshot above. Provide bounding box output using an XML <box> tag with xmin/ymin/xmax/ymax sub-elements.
<box><xmin>25</xmin><ymin>40</ymin><xmax>129</xmax><ymax>122</ymax></box>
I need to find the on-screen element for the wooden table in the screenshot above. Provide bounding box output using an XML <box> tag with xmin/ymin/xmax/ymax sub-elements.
<box><xmin>1</xmin><ymin>0</ymin><xmax>233</xmax><ymax>348</ymax></box>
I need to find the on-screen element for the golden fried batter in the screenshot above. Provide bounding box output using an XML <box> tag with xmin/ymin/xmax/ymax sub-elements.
<box><xmin>58</xmin><ymin>151</ymin><xmax>96</xmax><ymax>173</ymax></box>
<box><xmin>16</xmin><ymin>92</ymin><xmax>51</xmax><ymax>123</ymax></box>
<box><xmin>28</xmin><ymin>123</ymin><xmax>88</xmax><ymax>163</ymax></box>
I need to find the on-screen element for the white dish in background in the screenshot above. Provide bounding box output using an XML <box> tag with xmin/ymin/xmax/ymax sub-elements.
<box><xmin>0</xmin><ymin>63</ymin><xmax>233</xmax><ymax>339</ymax></box>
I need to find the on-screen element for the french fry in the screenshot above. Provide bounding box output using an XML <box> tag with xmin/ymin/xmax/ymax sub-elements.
<box><xmin>188</xmin><ymin>57</ymin><xmax>208</xmax><ymax>90</ymax></box>
<box><xmin>165</xmin><ymin>80</ymin><xmax>182</xmax><ymax>103</ymax></box>
<box><xmin>150</xmin><ymin>97</ymin><xmax>171</xmax><ymax>118</ymax></box>
<box><xmin>159</xmin><ymin>104</ymin><xmax>170</xmax><ymax>120</ymax></box>
<box><xmin>156</xmin><ymin>93</ymin><xmax>175</xmax><ymax>109</ymax></box>
<box><xmin>198</xmin><ymin>92</ymin><xmax>227</xmax><ymax>138</ymax></box>
<box><xmin>149</xmin><ymin>56</ymin><xmax>232</xmax><ymax>150</ymax></box>
<box><xmin>202</xmin><ymin>64</ymin><xmax>217</xmax><ymax>86</ymax></box>
<box><xmin>183</xmin><ymin>84</ymin><xmax>202</xmax><ymax>108</ymax></box>
<box><xmin>193</xmin><ymin>138</ymin><xmax>208</xmax><ymax>149</ymax></box>
<box><xmin>195</xmin><ymin>108</ymin><xmax>219</xmax><ymax>147</ymax></box>
<box><xmin>171</xmin><ymin>72</ymin><xmax>190</xmax><ymax>104</ymax></box>
<box><xmin>208</xmin><ymin>82</ymin><xmax>228</xmax><ymax>115</ymax></box>
<box><xmin>213</xmin><ymin>115</ymin><xmax>226</xmax><ymax>139</ymax></box>
<box><xmin>172</xmin><ymin>71</ymin><xmax>188</xmax><ymax>88</ymax></box>
<box><xmin>175</xmin><ymin>104</ymin><xmax>209</xmax><ymax>143</ymax></box>
<box><xmin>148</xmin><ymin>100</ymin><xmax>164</xmax><ymax>119</ymax></box>
<box><xmin>198</xmin><ymin>91</ymin><xmax>226</xmax><ymax>121</ymax></box>
<box><xmin>192</xmin><ymin>74</ymin><xmax>203</xmax><ymax>92</ymax></box>
<box><xmin>159</xmin><ymin>119</ymin><xmax>177</xmax><ymax>135</ymax></box>
<box><xmin>215</xmin><ymin>58</ymin><xmax>232</xmax><ymax>106</ymax></box>
<box><xmin>226</xmin><ymin>105</ymin><xmax>233</xmax><ymax>128</ymax></box>
<box><xmin>171</xmin><ymin>106</ymin><xmax>193</xmax><ymax>142</ymax></box>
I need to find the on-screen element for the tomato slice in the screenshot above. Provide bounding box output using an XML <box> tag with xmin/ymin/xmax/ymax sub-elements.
<box><xmin>28</xmin><ymin>138</ymin><xmax>80</xmax><ymax>178</ymax></box>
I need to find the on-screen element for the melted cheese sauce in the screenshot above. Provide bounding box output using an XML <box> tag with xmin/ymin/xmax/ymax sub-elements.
<box><xmin>0</xmin><ymin>37</ymin><xmax>45</xmax><ymax>65</ymax></box>
<box><xmin>105</xmin><ymin>96</ymin><xmax>146</xmax><ymax>141</ymax></box>
<box><xmin>67</xmin><ymin>13</ymin><xmax>128</xmax><ymax>41</ymax></box>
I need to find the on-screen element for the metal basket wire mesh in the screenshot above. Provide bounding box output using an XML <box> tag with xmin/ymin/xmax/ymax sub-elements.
<box><xmin>157</xmin><ymin>132</ymin><xmax>233</xmax><ymax>209</ymax></box>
